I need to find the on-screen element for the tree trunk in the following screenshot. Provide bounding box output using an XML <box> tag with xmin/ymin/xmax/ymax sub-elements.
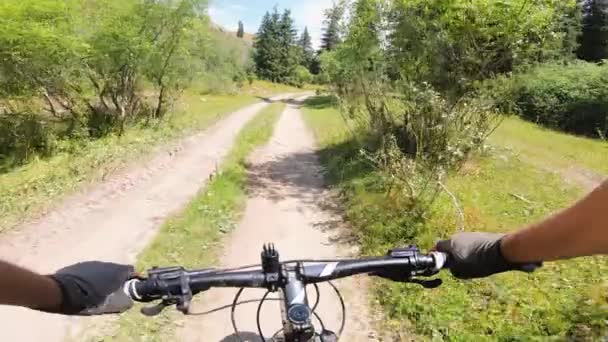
<box><xmin>155</xmin><ymin>85</ymin><xmax>166</xmax><ymax>120</ymax></box>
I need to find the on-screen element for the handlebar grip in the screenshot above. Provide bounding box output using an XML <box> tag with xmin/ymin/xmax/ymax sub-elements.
<box><xmin>123</xmin><ymin>279</ymin><xmax>157</xmax><ymax>302</ymax></box>
<box><xmin>429</xmin><ymin>252</ymin><xmax>448</xmax><ymax>272</ymax></box>
<box><xmin>123</xmin><ymin>279</ymin><xmax>141</xmax><ymax>300</ymax></box>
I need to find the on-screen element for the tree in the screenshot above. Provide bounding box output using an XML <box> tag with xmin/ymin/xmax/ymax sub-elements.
<box><xmin>253</xmin><ymin>8</ymin><xmax>300</xmax><ymax>83</ymax></box>
<box><xmin>278</xmin><ymin>9</ymin><xmax>300</xmax><ymax>83</ymax></box>
<box><xmin>298</xmin><ymin>27</ymin><xmax>314</xmax><ymax>70</ymax></box>
<box><xmin>253</xmin><ymin>10</ymin><xmax>281</xmax><ymax>81</ymax></box>
<box><xmin>237</xmin><ymin>20</ymin><xmax>244</xmax><ymax>38</ymax></box>
<box><xmin>577</xmin><ymin>0</ymin><xmax>608</xmax><ymax>61</ymax></box>
<box><xmin>321</xmin><ymin>2</ymin><xmax>345</xmax><ymax>51</ymax></box>
<box><xmin>327</xmin><ymin>0</ymin><xmax>383</xmax><ymax>95</ymax></box>
<box><xmin>386</xmin><ymin>0</ymin><xmax>578</xmax><ymax>97</ymax></box>
<box><xmin>0</xmin><ymin>0</ymin><xmax>251</xmax><ymax>166</ymax></box>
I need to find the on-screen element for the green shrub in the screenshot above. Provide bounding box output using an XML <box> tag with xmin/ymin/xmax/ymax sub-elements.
<box><xmin>0</xmin><ymin>113</ymin><xmax>56</xmax><ymax>169</ymax></box>
<box><xmin>289</xmin><ymin>65</ymin><xmax>313</xmax><ymax>88</ymax></box>
<box><xmin>507</xmin><ymin>61</ymin><xmax>608</xmax><ymax>138</ymax></box>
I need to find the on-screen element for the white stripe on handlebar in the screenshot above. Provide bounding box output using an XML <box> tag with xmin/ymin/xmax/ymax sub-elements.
<box><xmin>320</xmin><ymin>262</ymin><xmax>339</xmax><ymax>277</ymax></box>
<box><xmin>124</xmin><ymin>279</ymin><xmax>142</xmax><ymax>300</ymax></box>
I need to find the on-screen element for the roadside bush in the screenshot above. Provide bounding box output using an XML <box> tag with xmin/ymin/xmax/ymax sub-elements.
<box><xmin>290</xmin><ymin>66</ymin><xmax>313</xmax><ymax>88</ymax></box>
<box><xmin>327</xmin><ymin>0</ymin><xmax>501</xmax><ymax>222</ymax></box>
<box><xmin>0</xmin><ymin>113</ymin><xmax>55</xmax><ymax>169</ymax></box>
<box><xmin>507</xmin><ymin>61</ymin><xmax>608</xmax><ymax>138</ymax></box>
<box><xmin>343</xmin><ymin>81</ymin><xmax>500</xmax><ymax>217</ymax></box>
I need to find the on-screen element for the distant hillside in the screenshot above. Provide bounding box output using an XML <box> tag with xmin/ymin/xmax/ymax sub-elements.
<box><xmin>237</xmin><ymin>32</ymin><xmax>255</xmax><ymax>45</ymax></box>
<box><xmin>210</xmin><ymin>22</ymin><xmax>255</xmax><ymax>46</ymax></box>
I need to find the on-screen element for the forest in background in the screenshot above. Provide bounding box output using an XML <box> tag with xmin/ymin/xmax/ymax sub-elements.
<box><xmin>251</xmin><ymin>0</ymin><xmax>608</xmax><ymax>139</ymax></box>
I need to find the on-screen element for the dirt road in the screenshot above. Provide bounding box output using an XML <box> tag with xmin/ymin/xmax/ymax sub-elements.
<box><xmin>0</xmin><ymin>94</ymin><xmax>293</xmax><ymax>341</ymax></box>
<box><xmin>176</xmin><ymin>98</ymin><xmax>375</xmax><ymax>341</ymax></box>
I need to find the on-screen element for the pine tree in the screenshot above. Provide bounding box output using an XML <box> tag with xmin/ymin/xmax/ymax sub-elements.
<box><xmin>237</xmin><ymin>20</ymin><xmax>244</xmax><ymax>38</ymax></box>
<box><xmin>253</xmin><ymin>8</ymin><xmax>299</xmax><ymax>83</ymax></box>
<box><xmin>253</xmin><ymin>11</ymin><xmax>280</xmax><ymax>81</ymax></box>
<box><xmin>278</xmin><ymin>9</ymin><xmax>300</xmax><ymax>82</ymax></box>
<box><xmin>299</xmin><ymin>27</ymin><xmax>314</xmax><ymax>70</ymax></box>
<box><xmin>577</xmin><ymin>0</ymin><xmax>608</xmax><ymax>62</ymax></box>
<box><xmin>321</xmin><ymin>3</ymin><xmax>345</xmax><ymax>51</ymax></box>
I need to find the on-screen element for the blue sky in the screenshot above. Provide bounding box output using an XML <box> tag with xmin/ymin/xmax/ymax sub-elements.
<box><xmin>208</xmin><ymin>0</ymin><xmax>335</xmax><ymax>48</ymax></box>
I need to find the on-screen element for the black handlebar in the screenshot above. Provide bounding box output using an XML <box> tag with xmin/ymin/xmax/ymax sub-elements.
<box><xmin>124</xmin><ymin>246</ymin><xmax>448</xmax><ymax>308</ymax></box>
<box><xmin>119</xmin><ymin>244</ymin><xmax>539</xmax><ymax>341</ymax></box>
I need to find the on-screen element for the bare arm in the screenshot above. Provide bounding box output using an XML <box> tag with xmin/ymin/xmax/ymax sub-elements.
<box><xmin>501</xmin><ymin>180</ymin><xmax>608</xmax><ymax>262</ymax></box>
<box><xmin>0</xmin><ymin>261</ymin><xmax>62</xmax><ymax>311</ymax></box>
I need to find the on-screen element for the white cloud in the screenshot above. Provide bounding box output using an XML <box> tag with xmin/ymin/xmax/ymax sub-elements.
<box><xmin>228</xmin><ymin>4</ymin><xmax>246</xmax><ymax>11</ymax></box>
<box><xmin>208</xmin><ymin>5</ymin><xmax>229</xmax><ymax>28</ymax></box>
<box><xmin>292</xmin><ymin>0</ymin><xmax>334</xmax><ymax>49</ymax></box>
<box><xmin>208</xmin><ymin>4</ymin><xmax>242</xmax><ymax>31</ymax></box>
<box><xmin>208</xmin><ymin>2</ymin><xmax>258</xmax><ymax>33</ymax></box>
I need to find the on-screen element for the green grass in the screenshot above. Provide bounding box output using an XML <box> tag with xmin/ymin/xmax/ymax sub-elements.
<box><xmin>0</xmin><ymin>82</ymin><xmax>299</xmax><ymax>232</ymax></box>
<box><xmin>103</xmin><ymin>102</ymin><xmax>284</xmax><ymax>341</ymax></box>
<box><xmin>489</xmin><ymin>116</ymin><xmax>608</xmax><ymax>176</ymax></box>
<box><xmin>301</xmin><ymin>97</ymin><xmax>608</xmax><ymax>341</ymax></box>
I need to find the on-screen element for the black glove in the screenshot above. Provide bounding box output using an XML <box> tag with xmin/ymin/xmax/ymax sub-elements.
<box><xmin>48</xmin><ymin>261</ymin><xmax>135</xmax><ymax>315</ymax></box>
<box><xmin>435</xmin><ymin>232</ymin><xmax>542</xmax><ymax>279</ymax></box>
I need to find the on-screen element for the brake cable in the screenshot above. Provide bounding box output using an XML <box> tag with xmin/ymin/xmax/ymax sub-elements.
<box><xmin>230</xmin><ymin>281</ymin><xmax>346</xmax><ymax>342</ymax></box>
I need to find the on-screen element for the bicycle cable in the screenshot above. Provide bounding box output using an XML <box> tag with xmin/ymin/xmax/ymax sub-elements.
<box><xmin>256</xmin><ymin>290</ymin><xmax>272</xmax><ymax>342</ymax></box>
<box><xmin>228</xmin><ymin>268</ymin><xmax>347</xmax><ymax>341</ymax></box>
<box><xmin>310</xmin><ymin>283</ymin><xmax>320</xmax><ymax>313</ymax></box>
<box><xmin>230</xmin><ymin>288</ymin><xmax>246</xmax><ymax>342</ymax></box>
<box><xmin>329</xmin><ymin>281</ymin><xmax>346</xmax><ymax>338</ymax></box>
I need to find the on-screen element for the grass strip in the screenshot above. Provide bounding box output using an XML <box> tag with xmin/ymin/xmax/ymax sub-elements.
<box><xmin>102</xmin><ymin>102</ymin><xmax>285</xmax><ymax>341</ymax></box>
<box><xmin>301</xmin><ymin>96</ymin><xmax>608</xmax><ymax>341</ymax></box>
<box><xmin>489</xmin><ymin>116</ymin><xmax>608</xmax><ymax>176</ymax></box>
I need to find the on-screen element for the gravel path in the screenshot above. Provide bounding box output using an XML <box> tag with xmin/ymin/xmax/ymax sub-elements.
<box><xmin>176</xmin><ymin>98</ymin><xmax>376</xmax><ymax>342</ymax></box>
<box><xmin>0</xmin><ymin>94</ymin><xmax>294</xmax><ymax>341</ymax></box>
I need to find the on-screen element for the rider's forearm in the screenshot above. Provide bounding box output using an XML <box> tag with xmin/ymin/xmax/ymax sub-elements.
<box><xmin>0</xmin><ymin>261</ymin><xmax>62</xmax><ymax>311</ymax></box>
<box><xmin>501</xmin><ymin>180</ymin><xmax>608</xmax><ymax>263</ymax></box>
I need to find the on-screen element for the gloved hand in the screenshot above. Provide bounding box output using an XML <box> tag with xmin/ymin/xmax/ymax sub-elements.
<box><xmin>48</xmin><ymin>261</ymin><xmax>135</xmax><ymax>315</ymax></box>
<box><xmin>435</xmin><ymin>232</ymin><xmax>542</xmax><ymax>279</ymax></box>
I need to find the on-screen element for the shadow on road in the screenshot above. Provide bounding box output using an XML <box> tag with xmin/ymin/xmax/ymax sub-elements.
<box><xmin>254</xmin><ymin>96</ymin><xmax>309</xmax><ymax>106</ymax></box>
<box><xmin>255</xmin><ymin>95</ymin><xmax>275</xmax><ymax>103</ymax></box>
<box><xmin>245</xmin><ymin>144</ymin><xmax>362</xmax><ymax>245</ymax></box>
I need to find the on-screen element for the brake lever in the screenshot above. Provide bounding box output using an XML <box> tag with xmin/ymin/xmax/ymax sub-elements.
<box><xmin>370</xmin><ymin>270</ymin><xmax>443</xmax><ymax>289</ymax></box>
<box><xmin>141</xmin><ymin>300</ymin><xmax>172</xmax><ymax>316</ymax></box>
<box><xmin>140</xmin><ymin>281</ymin><xmax>192</xmax><ymax>316</ymax></box>
<box><xmin>408</xmin><ymin>278</ymin><xmax>443</xmax><ymax>289</ymax></box>
<box><xmin>140</xmin><ymin>266</ymin><xmax>194</xmax><ymax>315</ymax></box>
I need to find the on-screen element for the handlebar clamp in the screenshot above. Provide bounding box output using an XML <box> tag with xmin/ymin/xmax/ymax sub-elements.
<box><xmin>142</xmin><ymin>266</ymin><xmax>193</xmax><ymax>315</ymax></box>
<box><xmin>387</xmin><ymin>245</ymin><xmax>420</xmax><ymax>258</ymax></box>
<box><xmin>261</xmin><ymin>244</ymin><xmax>283</xmax><ymax>292</ymax></box>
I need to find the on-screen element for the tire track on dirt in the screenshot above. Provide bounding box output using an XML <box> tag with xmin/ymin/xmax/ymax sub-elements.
<box><xmin>176</xmin><ymin>98</ymin><xmax>376</xmax><ymax>342</ymax></box>
<box><xmin>0</xmin><ymin>94</ymin><xmax>294</xmax><ymax>342</ymax></box>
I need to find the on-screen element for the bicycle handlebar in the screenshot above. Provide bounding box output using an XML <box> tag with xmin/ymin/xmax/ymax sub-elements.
<box><xmin>124</xmin><ymin>247</ymin><xmax>448</xmax><ymax>305</ymax></box>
